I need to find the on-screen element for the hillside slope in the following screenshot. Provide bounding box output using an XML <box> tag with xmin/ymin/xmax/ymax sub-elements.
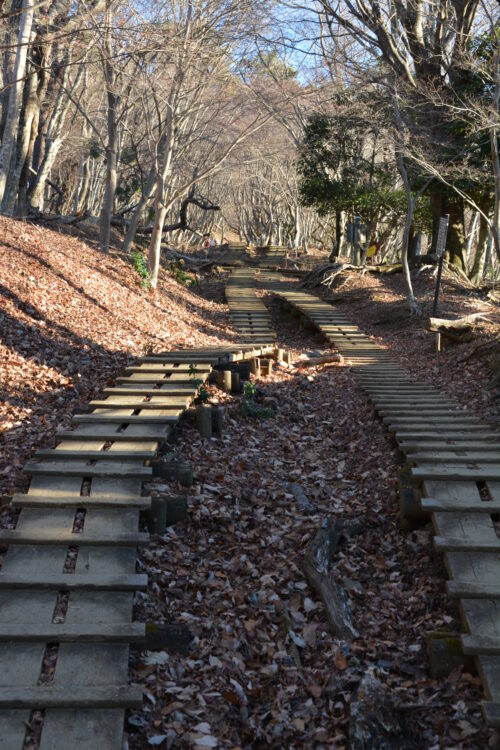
<box><xmin>0</xmin><ymin>217</ymin><xmax>233</xmax><ymax>496</ymax></box>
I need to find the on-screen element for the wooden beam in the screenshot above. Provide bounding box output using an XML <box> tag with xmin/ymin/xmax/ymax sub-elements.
<box><xmin>0</xmin><ymin>573</ymin><xmax>148</xmax><ymax>591</ymax></box>
<box><xmin>421</xmin><ymin>497</ymin><xmax>500</xmax><ymax>513</ymax></box>
<box><xmin>0</xmin><ymin>685</ymin><xmax>143</xmax><ymax>709</ymax></box>
<box><xmin>24</xmin><ymin>462</ymin><xmax>152</xmax><ymax>479</ymax></box>
<box><xmin>434</xmin><ymin>537</ymin><xmax>500</xmax><ymax>552</ymax></box>
<box><xmin>56</xmin><ymin>430</ymin><xmax>169</xmax><ymax>441</ymax></box>
<box><xmin>461</xmin><ymin>634</ymin><xmax>500</xmax><ymax>656</ymax></box>
<box><xmin>446</xmin><ymin>581</ymin><xmax>500</xmax><ymax>599</ymax></box>
<box><xmin>0</xmin><ymin>530</ymin><xmax>149</xmax><ymax>546</ymax></box>
<box><xmin>0</xmin><ymin>623</ymin><xmax>145</xmax><ymax>643</ymax></box>
<box><xmin>11</xmin><ymin>494</ymin><xmax>151</xmax><ymax>509</ymax></box>
<box><xmin>34</xmin><ymin>449</ymin><xmax>156</xmax><ymax>460</ymax></box>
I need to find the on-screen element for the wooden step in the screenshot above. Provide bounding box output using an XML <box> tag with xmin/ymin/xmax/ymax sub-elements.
<box><xmin>446</xmin><ymin>581</ymin><xmax>500</xmax><ymax>599</ymax></box>
<box><xmin>408</xmin><ymin>452</ymin><xmax>500</xmax><ymax>464</ymax></box>
<box><xmin>73</xmin><ymin>414</ymin><xmax>180</xmax><ymax>424</ymax></box>
<box><xmin>421</xmin><ymin>497</ymin><xmax>500</xmax><ymax>513</ymax></box>
<box><xmin>89</xmin><ymin>400</ymin><xmax>189</xmax><ymax>410</ymax></box>
<box><xmin>0</xmin><ymin>623</ymin><xmax>145</xmax><ymax>642</ymax></box>
<box><xmin>412</xmin><ymin>465</ymin><xmax>500</xmax><ymax>481</ymax></box>
<box><xmin>461</xmin><ymin>634</ymin><xmax>500</xmax><ymax>656</ymax></box>
<box><xmin>0</xmin><ymin>573</ymin><xmax>148</xmax><ymax>590</ymax></box>
<box><xmin>400</xmin><ymin>441</ymin><xmax>500</xmax><ymax>452</ymax></box>
<box><xmin>434</xmin><ymin>537</ymin><xmax>500</xmax><ymax>552</ymax></box>
<box><xmin>25</xmin><ymin>462</ymin><xmax>152</xmax><ymax>479</ymax></box>
<box><xmin>11</xmin><ymin>494</ymin><xmax>152</xmax><ymax>509</ymax></box>
<box><xmin>103</xmin><ymin>387</ymin><xmax>196</xmax><ymax>396</ymax></box>
<box><xmin>0</xmin><ymin>529</ymin><xmax>149</xmax><ymax>546</ymax></box>
<box><xmin>396</xmin><ymin>431</ymin><xmax>500</xmax><ymax>441</ymax></box>
<box><xmin>0</xmin><ymin>685</ymin><xmax>143</xmax><ymax>709</ymax></box>
<box><xmin>56</xmin><ymin>429</ymin><xmax>170</xmax><ymax>442</ymax></box>
<box><xmin>35</xmin><ymin>449</ymin><xmax>156</xmax><ymax>460</ymax></box>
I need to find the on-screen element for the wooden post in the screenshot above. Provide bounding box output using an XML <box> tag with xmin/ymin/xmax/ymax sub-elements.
<box><xmin>165</xmin><ymin>495</ymin><xmax>188</xmax><ymax>526</ymax></box>
<box><xmin>147</xmin><ymin>496</ymin><xmax>167</xmax><ymax>535</ymax></box>
<box><xmin>222</xmin><ymin>370</ymin><xmax>232</xmax><ymax>393</ymax></box>
<box><xmin>152</xmin><ymin>460</ymin><xmax>193</xmax><ymax>486</ymax></box>
<box><xmin>144</xmin><ymin>623</ymin><xmax>191</xmax><ymax>655</ymax></box>
<box><xmin>196</xmin><ymin>404</ymin><xmax>212</xmax><ymax>438</ymax></box>
<box><xmin>283</xmin><ymin>351</ymin><xmax>292</xmax><ymax>365</ymax></box>
<box><xmin>231</xmin><ymin>371</ymin><xmax>241</xmax><ymax>393</ymax></box>
<box><xmin>211</xmin><ymin>406</ymin><xmax>224</xmax><ymax>433</ymax></box>
<box><xmin>261</xmin><ymin>359</ymin><xmax>273</xmax><ymax>376</ymax></box>
<box><xmin>274</xmin><ymin>348</ymin><xmax>284</xmax><ymax>362</ymax></box>
<box><xmin>427</xmin><ymin>632</ymin><xmax>475</xmax><ymax>678</ymax></box>
<box><xmin>436</xmin><ymin>332</ymin><xmax>441</xmax><ymax>353</ymax></box>
<box><xmin>250</xmin><ymin>357</ymin><xmax>261</xmax><ymax>377</ymax></box>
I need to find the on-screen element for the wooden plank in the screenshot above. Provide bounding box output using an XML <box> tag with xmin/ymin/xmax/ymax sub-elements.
<box><xmin>462</xmin><ymin>635</ymin><xmax>500</xmax><ymax>656</ymax></box>
<box><xmin>126</xmin><ymin>364</ymin><xmax>211</xmax><ymax>372</ymax></box>
<box><xmin>434</xmin><ymin>536</ymin><xmax>500</xmax><ymax>552</ymax></box>
<box><xmin>103</xmin><ymin>387</ymin><xmax>197</xmax><ymax>396</ymax></box>
<box><xmin>73</xmin><ymin>414</ymin><xmax>180</xmax><ymax>424</ymax></box>
<box><xmin>89</xmin><ymin>399</ymin><xmax>189</xmax><ymax>410</ymax></box>
<box><xmin>25</xmin><ymin>462</ymin><xmax>151</xmax><ymax>479</ymax></box>
<box><xmin>56</xmin><ymin>429</ymin><xmax>170</xmax><ymax>442</ymax></box>
<box><xmin>446</xmin><ymin>581</ymin><xmax>500</xmax><ymax>599</ymax></box>
<box><xmin>421</xmin><ymin>497</ymin><xmax>500</xmax><ymax>513</ymax></box>
<box><xmin>0</xmin><ymin>685</ymin><xmax>143</xmax><ymax>710</ymax></box>
<box><xmin>0</xmin><ymin>530</ymin><xmax>149</xmax><ymax>546</ymax></box>
<box><xmin>0</xmin><ymin>623</ymin><xmax>145</xmax><ymax>642</ymax></box>
<box><xmin>396</xmin><ymin>431</ymin><xmax>500</xmax><ymax>441</ymax></box>
<box><xmin>409</xmin><ymin>452</ymin><xmax>500</xmax><ymax>464</ymax></box>
<box><xmin>413</xmin><ymin>466</ymin><xmax>500</xmax><ymax>481</ymax></box>
<box><xmin>35</xmin><ymin>449</ymin><xmax>155</xmax><ymax>460</ymax></box>
<box><xmin>0</xmin><ymin>573</ymin><xmax>147</xmax><ymax>591</ymax></box>
<box><xmin>11</xmin><ymin>494</ymin><xmax>151</xmax><ymax>509</ymax></box>
<box><xmin>400</xmin><ymin>441</ymin><xmax>500</xmax><ymax>452</ymax></box>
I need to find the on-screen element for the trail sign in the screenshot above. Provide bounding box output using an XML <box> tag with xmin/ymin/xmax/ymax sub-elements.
<box><xmin>433</xmin><ymin>214</ymin><xmax>449</xmax><ymax>316</ymax></box>
<box><xmin>436</xmin><ymin>215</ymin><xmax>449</xmax><ymax>258</ymax></box>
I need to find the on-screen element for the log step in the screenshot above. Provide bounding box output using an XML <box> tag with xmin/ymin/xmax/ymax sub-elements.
<box><xmin>434</xmin><ymin>537</ymin><xmax>500</xmax><ymax>552</ymax></box>
<box><xmin>421</xmin><ymin>497</ymin><xmax>500</xmax><ymax>513</ymax></box>
<box><xmin>24</xmin><ymin>462</ymin><xmax>152</xmax><ymax>479</ymax></box>
<box><xmin>408</xmin><ymin>452</ymin><xmax>500</xmax><ymax>464</ymax></box>
<box><xmin>446</xmin><ymin>581</ymin><xmax>500</xmax><ymax>599</ymax></box>
<box><xmin>0</xmin><ymin>623</ymin><xmax>145</xmax><ymax>642</ymax></box>
<box><xmin>11</xmin><ymin>494</ymin><xmax>151</xmax><ymax>509</ymax></box>
<box><xmin>0</xmin><ymin>530</ymin><xmax>149</xmax><ymax>546</ymax></box>
<box><xmin>0</xmin><ymin>685</ymin><xmax>143</xmax><ymax>709</ymax></box>
<box><xmin>0</xmin><ymin>573</ymin><xmax>148</xmax><ymax>591</ymax></box>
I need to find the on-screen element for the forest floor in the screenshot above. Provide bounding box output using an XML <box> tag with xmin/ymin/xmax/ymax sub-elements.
<box><xmin>0</xmin><ymin>220</ymin><xmax>499</xmax><ymax>749</ymax></box>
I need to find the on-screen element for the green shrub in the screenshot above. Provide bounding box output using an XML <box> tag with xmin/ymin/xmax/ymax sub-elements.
<box><xmin>133</xmin><ymin>251</ymin><xmax>151</xmax><ymax>289</ymax></box>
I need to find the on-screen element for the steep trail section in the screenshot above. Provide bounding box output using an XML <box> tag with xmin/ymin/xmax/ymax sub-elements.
<box><xmin>0</xmin><ymin>345</ymin><xmax>270</xmax><ymax>750</ymax></box>
<box><xmin>226</xmin><ymin>268</ymin><xmax>276</xmax><ymax>344</ymax></box>
<box><xmin>268</xmin><ymin>283</ymin><xmax>500</xmax><ymax>732</ymax></box>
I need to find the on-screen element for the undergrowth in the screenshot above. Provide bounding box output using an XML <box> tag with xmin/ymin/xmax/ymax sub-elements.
<box><xmin>133</xmin><ymin>250</ymin><xmax>151</xmax><ymax>289</ymax></box>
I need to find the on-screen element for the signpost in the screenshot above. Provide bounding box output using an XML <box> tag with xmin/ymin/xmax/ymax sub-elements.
<box><xmin>433</xmin><ymin>214</ymin><xmax>449</xmax><ymax>316</ymax></box>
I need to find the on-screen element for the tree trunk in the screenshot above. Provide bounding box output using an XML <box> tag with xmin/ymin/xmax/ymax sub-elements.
<box><xmin>491</xmin><ymin>47</ymin><xmax>500</xmax><ymax>263</ymax></box>
<box><xmin>469</xmin><ymin>202</ymin><xmax>491</xmax><ymax>284</ymax></box>
<box><xmin>29</xmin><ymin>58</ymin><xmax>76</xmax><ymax>213</ymax></box>
<box><xmin>99</xmin><ymin>0</ymin><xmax>118</xmax><ymax>252</ymax></box>
<box><xmin>0</xmin><ymin>0</ymin><xmax>35</xmax><ymax>212</ymax></box>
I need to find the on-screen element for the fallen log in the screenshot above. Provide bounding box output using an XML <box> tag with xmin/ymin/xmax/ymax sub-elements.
<box><xmin>296</xmin><ymin>518</ymin><xmax>358</xmax><ymax>640</ymax></box>
<box><xmin>295</xmin><ymin>353</ymin><xmax>343</xmax><ymax>368</ymax></box>
<box><xmin>426</xmin><ymin>312</ymin><xmax>490</xmax><ymax>344</ymax></box>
